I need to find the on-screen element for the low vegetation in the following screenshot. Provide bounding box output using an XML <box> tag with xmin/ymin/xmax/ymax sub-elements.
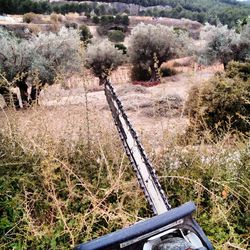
<box><xmin>79</xmin><ymin>24</ymin><xmax>93</xmax><ymax>44</ymax></box>
<box><xmin>0</xmin><ymin>110</ymin><xmax>249</xmax><ymax>249</ymax></box>
<box><xmin>186</xmin><ymin>61</ymin><xmax>250</xmax><ymax>141</ymax></box>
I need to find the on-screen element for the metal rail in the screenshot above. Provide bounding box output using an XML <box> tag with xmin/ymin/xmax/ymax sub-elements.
<box><xmin>104</xmin><ymin>81</ymin><xmax>171</xmax><ymax>215</ymax></box>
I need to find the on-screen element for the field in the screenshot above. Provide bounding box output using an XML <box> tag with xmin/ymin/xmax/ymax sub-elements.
<box><xmin>0</xmin><ymin>12</ymin><xmax>249</xmax><ymax>250</ymax></box>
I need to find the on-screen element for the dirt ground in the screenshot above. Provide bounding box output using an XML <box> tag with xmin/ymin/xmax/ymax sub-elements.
<box><xmin>0</xmin><ymin>66</ymin><xmax>218</xmax><ymax>150</ymax></box>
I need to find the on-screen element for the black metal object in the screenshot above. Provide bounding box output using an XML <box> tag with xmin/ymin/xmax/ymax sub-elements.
<box><xmin>74</xmin><ymin>202</ymin><xmax>213</xmax><ymax>250</ymax></box>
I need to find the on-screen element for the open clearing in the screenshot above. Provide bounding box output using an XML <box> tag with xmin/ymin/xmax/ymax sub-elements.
<box><xmin>0</xmin><ymin>65</ymin><xmax>219</xmax><ymax>149</ymax></box>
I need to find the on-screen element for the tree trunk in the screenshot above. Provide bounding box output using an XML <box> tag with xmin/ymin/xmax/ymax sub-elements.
<box><xmin>99</xmin><ymin>76</ymin><xmax>108</xmax><ymax>85</ymax></box>
<box><xmin>150</xmin><ymin>67</ymin><xmax>160</xmax><ymax>82</ymax></box>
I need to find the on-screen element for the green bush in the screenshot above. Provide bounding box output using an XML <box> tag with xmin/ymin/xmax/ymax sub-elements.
<box><xmin>131</xmin><ymin>65</ymin><xmax>151</xmax><ymax>81</ymax></box>
<box><xmin>79</xmin><ymin>24</ymin><xmax>93</xmax><ymax>43</ymax></box>
<box><xmin>160</xmin><ymin>66</ymin><xmax>177</xmax><ymax>77</ymax></box>
<box><xmin>0</xmin><ymin>27</ymin><xmax>83</xmax><ymax>85</ymax></box>
<box><xmin>129</xmin><ymin>23</ymin><xmax>190</xmax><ymax>82</ymax></box>
<box><xmin>114</xmin><ymin>43</ymin><xmax>127</xmax><ymax>54</ymax></box>
<box><xmin>100</xmin><ymin>15</ymin><xmax>115</xmax><ymax>26</ymax></box>
<box><xmin>186</xmin><ymin>61</ymin><xmax>250</xmax><ymax>140</ymax></box>
<box><xmin>108</xmin><ymin>30</ymin><xmax>125</xmax><ymax>43</ymax></box>
<box><xmin>92</xmin><ymin>15</ymin><xmax>100</xmax><ymax>24</ymax></box>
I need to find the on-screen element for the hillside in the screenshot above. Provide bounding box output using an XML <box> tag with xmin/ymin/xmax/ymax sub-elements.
<box><xmin>1</xmin><ymin>0</ymin><xmax>250</xmax><ymax>27</ymax></box>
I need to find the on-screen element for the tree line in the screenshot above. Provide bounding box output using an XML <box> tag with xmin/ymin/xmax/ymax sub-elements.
<box><xmin>0</xmin><ymin>0</ymin><xmax>250</xmax><ymax>27</ymax></box>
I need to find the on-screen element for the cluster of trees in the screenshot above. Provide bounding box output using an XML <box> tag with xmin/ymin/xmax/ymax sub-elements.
<box><xmin>1</xmin><ymin>0</ymin><xmax>250</xmax><ymax>28</ymax></box>
<box><xmin>71</xmin><ymin>0</ymin><xmax>250</xmax><ymax>27</ymax></box>
<box><xmin>92</xmin><ymin>14</ymin><xmax>129</xmax><ymax>26</ymax></box>
<box><xmin>93</xmin><ymin>14</ymin><xmax>129</xmax><ymax>43</ymax></box>
<box><xmin>1</xmin><ymin>20</ymin><xmax>249</xmax><ymax>107</ymax></box>
<box><xmin>0</xmin><ymin>0</ymin><xmax>113</xmax><ymax>15</ymax></box>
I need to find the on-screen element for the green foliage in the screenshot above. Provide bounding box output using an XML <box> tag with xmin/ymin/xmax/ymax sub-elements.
<box><xmin>159</xmin><ymin>141</ymin><xmax>250</xmax><ymax>249</ymax></box>
<box><xmin>0</xmin><ymin>27</ymin><xmax>83</xmax><ymax>84</ymax></box>
<box><xmin>85</xmin><ymin>39</ymin><xmax>124</xmax><ymax>84</ymax></box>
<box><xmin>198</xmin><ymin>23</ymin><xmax>250</xmax><ymax>67</ymax></box>
<box><xmin>0</xmin><ymin>114</ymin><xmax>249</xmax><ymax>249</ymax></box>
<box><xmin>1</xmin><ymin>0</ymin><xmax>250</xmax><ymax>27</ymax></box>
<box><xmin>131</xmin><ymin>65</ymin><xmax>151</xmax><ymax>81</ymax></box>
<box><xmin>160</xmin><ymin>65</ymin><xmax>177</xmax><ymax>77</ymax></box>
<box><xmin>108</xmin><ymin>30</ymin><xmax>125</xmax><ymax>43</ymax></box>
<box><xmin>129</xmin><ymin>23</ymin><xmax>190</xmax><ymax>81</ymax></box>
<box><xmin>115</xmin><ymin>14</ymin><xmax>129</xmax><ymax>26</ymax></box>
<box><xmin>79</xmin><ymin>24</ymin><xmax>93</xmax><ymax>43</ymax></box>
<box><xmin>92</xmin><ymin>15</ymin><xmax>100</xmax><ymax>24</ymax></box>
<box><xmin>100</xmin><ymin>15</ymin><xmax>115</xmax><ymax>26</ymax></box>
<box><xmin>114</xmin><ymin>43</ymin><xmax>127</xmax><ymax>54</ymax></box>
<box><xmin>97</xmin><ymin>14</ymin><xmax>129</xmax><ymax>37</ymax></box>
<box><xmin>186</xmin><ymin>61</ymin><xmax>250</xmax><ymax>140</ymax></box>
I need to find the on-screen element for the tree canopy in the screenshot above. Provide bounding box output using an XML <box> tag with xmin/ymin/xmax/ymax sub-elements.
<box><xmin>0</xmin><ymin>0</ymin><xmax>250</xmax><ymax>27</ymax></box>
<box><xmin>129</xmin><ymin>23</ymin><xmax>190</xmax><ymax>81</ymax></box>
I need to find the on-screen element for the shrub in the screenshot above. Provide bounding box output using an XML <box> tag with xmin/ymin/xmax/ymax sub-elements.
<box><xmin>160</xmin><ymin>66</ymin><xmax>177</xmax><ymax>77</ymax></box>
<box><xmin>31</xmin><ymin>27</ymin><xmax>83</xmax><ymax>84</ymax></box>
<box><xmin>114</xmin><ymin>43</ymin><xmax>127</xmax><ymax>54</ymax></box>
<box><xmin>199</xmin><ymin>23</ymin><xmax>250</xmax><ymax>67</ymax></box>
<box><xmin>92</xmin><ymin>15</ymin><xmax>100</xmax><ymax>24</ymax></box>
<box><xmin>108</xmin><ymin>30</ymin><xmax>125</xmax><ymax>43</ymax></box>
<box><xmin>131</xmin><ymin>65</ymin><xmax>151</xmax><ymax>81</ymax></box>
<box><xmin>65</xmin><ymin>22</ymin><xmax>78</xmax><ymax>29</ymax></box>
<box><xmin>129</xmin><ymin>23</ymin><xmax>190</xmax><ymax>82</ymax></box>
<box><xmin>186</xmin><ymin>61</ymin><xmax>250</xmax><ymax>140</ymax></box>
<box><xmin>0</xmin><ymin>28</ymin><xmax>32</xmax><ymax>81</ymax></box>
<box><xmin>50</xmin><ymin>12</ymin><xmax>63</xmax><ymax>23</ymax></box>
<box><xmin>100</xmin><ymin>15</ymin><xmax>115</xmax><ymax>26</ymax></box>
<box><xmin>23</xmin><ymin>12</ymin><xmax>41</xmax><ymax>23</ymax></box>
<box><xmin>79</xmin><ymin>24</ymin><xmax>93</xmax><ymax>44</ymax></box>
<box><xmin>114</xmin><ymin>14</ymin><xmax>129</xmax><ymax>26</ymax></box>
<box><xmin>85</xmin><ymin>39</ymin><xmax>124</xmax><ymax>84</ymax></box>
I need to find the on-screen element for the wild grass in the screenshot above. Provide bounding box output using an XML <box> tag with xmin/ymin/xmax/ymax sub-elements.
<box><xmin>0</xmin><ymin>101</ymin><xmax>249</xmax><ymax>250</ymax></box>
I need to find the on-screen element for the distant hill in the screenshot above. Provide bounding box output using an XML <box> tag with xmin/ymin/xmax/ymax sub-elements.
<box><xmin>1</xmin><ymin>0</ymin><xmax>250</xmax><ymax>27</ymax></box>
<box><xmin>65</xmin><ymin>0</ymin><xmax>250</xmax><ymax>27</ymax></box>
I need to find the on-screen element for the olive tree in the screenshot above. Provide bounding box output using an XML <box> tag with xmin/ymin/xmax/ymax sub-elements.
<box><xmin>0</xmin><ymin>29</ymin><xmax>32</xmax><ymax>81</ymax></box>
<box><xmin>128</xmin><ymin>23</ymin><xmax>190</xmax><ymax>82</ymax></box>
<box><xmin>199</xmin><ymin>23</ymin><xmax>250</xmax><ymax>67</ymax></box>
<box><xmin>0</xmin><ymin>27</ymin><xmax>83</xmax><ymax>106</ymax></box>
<box><xmin>85</xmin><ymin>39</ymin><xmax>124</xmax><ymax>85</ymax></box>
<box><xmin>31</xmin><ymin>27</ymin><xmax>83</xmax><ymax>84</ymax></box>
